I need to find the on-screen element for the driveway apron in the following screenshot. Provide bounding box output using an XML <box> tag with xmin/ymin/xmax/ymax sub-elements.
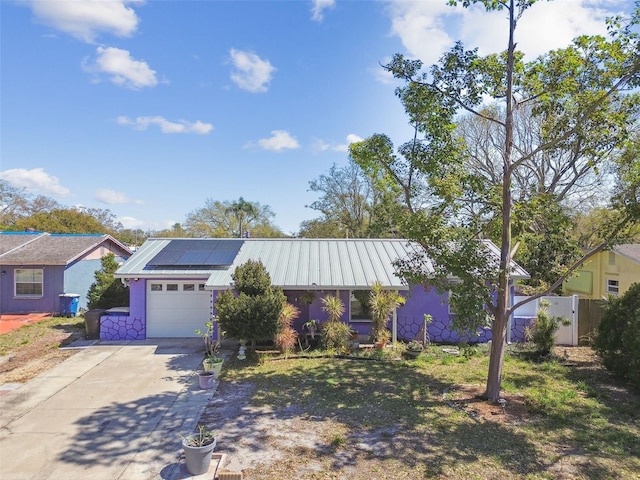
<box><xmin>0</xmin><ymin>339</ymin><xmax>217</xmax><ymax>480</ymax></box>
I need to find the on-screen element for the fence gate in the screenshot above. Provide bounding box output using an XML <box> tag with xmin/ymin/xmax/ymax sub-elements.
<box><xmin>513</xmin><ymin>295</ymin><xmax>579</xmax><ymax>346</ymax></box>
<box><xmin>578</xmin><ymin>299</ymin><xmax>606</xmax><ymax>345</ymax></box>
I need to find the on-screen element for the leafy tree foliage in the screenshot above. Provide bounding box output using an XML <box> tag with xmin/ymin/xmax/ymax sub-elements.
<box><xmin>153</xmin><ymin>223</ymin><xmax>190</xmax><ymax>239</ymax></box>
<box><xmin>117</xmin><ymin>228</ymin><xmax>151</xmax><ymax>246</ymax></box>
<box><xmin>307</xmin><ymin>159</ymin><xmax>404</xmax><ymax>238</ymax></box>
<box><xmin>351</xmin><ymin>0</ymin><xmax>640</xmax><ymax>400</ymax></box>
<box><xmin>215</xmin><ymin>260</ymin><xmax>286</xmax><ymax>346</ymax></box>
<box><xmin>87</xmin><ymin>253</ymin><xmax>129</xmax><ymax>309</ymax></box>
<box><xmin>593</xmin><ymin>282</ymin><xmax>640</xmax><ymax>389</ymax></box>
<box><xmin>0</xmin><ymin>180</ymin><xmax>62</xmax><ymax>228</ymax></box>
<box><xmin>184</xmin><ymin>197</ymin><xmax>284</xmax><ymax>238</ymax></box>
<box><xmin>11</xmin><ymin>208</ymin><xmax>114</xmax><ymax>234</ymax></box>
<box><xmin>297</xmin><ymin>218</ymin><xmax>344</xmax><ymax>238</ymax></box>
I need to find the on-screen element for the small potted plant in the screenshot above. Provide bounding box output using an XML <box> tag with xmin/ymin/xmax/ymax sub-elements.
<box><xmin>405</xmin><ymin>340</ymin><xmax>424</xmax><ymax>357</ymax></box>
<box><xmin>195</xmin><ymin>320</ymin><xmax>224</xmax><ymax>377</ymax></box>
<box><xmin>181</xmin><ymin>424</ymin><xmax>216</xmax><ymax>475</ymax></box>
<box><xmin>303</xmin><ymin>319</ymin><xmax>319</xmax><ymax>338</ymax></box>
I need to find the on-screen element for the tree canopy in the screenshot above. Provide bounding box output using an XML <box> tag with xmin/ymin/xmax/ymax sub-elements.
<box><xmin>184</xmin><ymin>197</ymin><xmax>284</xmax><ymax>238</ymax></box>
<box><xmin>351</xmin><ymin>0</ymin><xmax>640</xmax><ymax>400</ymax></box>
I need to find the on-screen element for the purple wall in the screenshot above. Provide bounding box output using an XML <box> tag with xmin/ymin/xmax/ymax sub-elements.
<box><xmin>113</xmin><ymin>280</ymin><xmax>526</xmax><ymax>344</ymax></box>
<box><xmin>0</xmin><ymin>265</ymin><xmax>65</xmax><ymax>314</ymax></box>
<box><xmin>100</xmin><ymin>278</ymin><xmax>147</xmax><ymax>340</ymax></box>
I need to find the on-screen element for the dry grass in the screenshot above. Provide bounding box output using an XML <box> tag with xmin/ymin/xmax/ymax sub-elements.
<box><xmin>0</xmin><ymin>316</ymin><xmax>85</xmax><ymax>383</ymax></box>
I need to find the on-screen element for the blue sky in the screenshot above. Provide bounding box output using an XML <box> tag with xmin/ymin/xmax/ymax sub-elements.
<box><xmin>1</xmin><ymin>0</ymin><xmax>634</xmax><ymax>235</ymax></box>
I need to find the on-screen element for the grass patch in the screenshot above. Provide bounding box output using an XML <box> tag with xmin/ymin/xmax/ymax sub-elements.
<box><xmin>0</xmin><ymin>316</ymin><xmax>85</xmax><ymax>356</ymax></box>
<box><xmin>218</xmin><ymin>345</ymin><xmax>640</xmax><ymax>479</ymax></box>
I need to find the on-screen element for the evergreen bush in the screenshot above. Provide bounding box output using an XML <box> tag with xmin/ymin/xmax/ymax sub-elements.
<box><xmin>87</xmin><ymin>253</ymin><xmax>129</xmax><ymax>309</ymax></box>
<box><xmin>593</xmin><ymin>282</ymin><xmax>640</xmax><ymax>388</ymax></box>
<box><xmin>525</xmin><ymin>300</ymin><xmax>570</xmax><ymax>356</ymax></box>
<box><xmin>215</xmin><ymin>260</ymin><xmax>285</xmax><ymax>347</ymax></box>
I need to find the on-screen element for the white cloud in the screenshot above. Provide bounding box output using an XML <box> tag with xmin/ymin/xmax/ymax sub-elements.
<box><xmin>117</xmin><ymin>216</ymin><xmax>145</xmax><ymax>229</ymax></box>
<box><xmin>117</xmin><ymin>115</ymin><xmax>214</xmax><ymax>134</ymax></box>
<box><xmin>26</xmin><ymin>0</ymin><xmax>142</xmax><ymax>43</ymax></box>
<box><xmin>94</xmin><ymin>188</ymin><xmax>143</xmax><ymax>205</ymax></box>
<box><xmin>229</xmin><ymin>49</ymin><xmax>276</xmax><ymax>93</ymax></box>
<box><xmin>118</xmin><ymin>216</ymin><xmax>174</xmax><ymax>230</ymax></box>
<box><xmin>84</xmin><ymin>46</ymin><xmax>158</xmax><ymax>89</ymax></box>
<box><xmin>256</xmin><ymin>130</ymin><xmax>300</xmax><ymax>152</ymax></box>
<box><xmin>371</xmin><ymin>57</ymin><xmax>397</xmax><ymax>85</ymax></box>
<box><xmin>385</xmin><ymin>0</ymin><xmax>622</xmax><ymax>66</ymax></box>
<box><xmin>313</xmin><ymin>134</ymin><xmax>363</xmax><ymax>153</ymax></box>
<box><xmin>311</xmin><ymin>0</ymin><xmax>335</xmax><ymax>22</ymax></box>
<box><xmin>0</xmin><ymin>168</ymin><xmax>70</xmax><ymax>197</ymax></box>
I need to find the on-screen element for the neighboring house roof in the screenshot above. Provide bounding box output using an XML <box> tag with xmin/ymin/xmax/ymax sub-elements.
<box><xmin>0</xmin><ymin>232</ymin><xmax>132</xmax><ymax>265</ymax></box>
<box><xmin>614</xmin><ymin>244</ymin><xmax>640</xmax><ymax>265</ymax></box>
<box><xmin>116</xmin><ymin>237</ymin><xmax>529</xmax><ymax>290</ymax></box>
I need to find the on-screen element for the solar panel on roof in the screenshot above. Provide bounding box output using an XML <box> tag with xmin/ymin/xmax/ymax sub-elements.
<box><xmin>148</xmin><ymin>239</ymin><xmax>243</xmax><ymax>267</ymax></box>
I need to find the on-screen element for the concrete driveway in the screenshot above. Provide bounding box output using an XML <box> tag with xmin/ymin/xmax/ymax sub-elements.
<box><xmin>0</xmin><ymin>339</ymin><xmax>220</xmax><ymax>480</ymax></box>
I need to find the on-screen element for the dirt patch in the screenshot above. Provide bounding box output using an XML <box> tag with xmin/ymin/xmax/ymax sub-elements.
<box><xmin>443</xmin><ymin>384</ymin><xmax>531</xmax><ymax>425</ymax></box>
<box><xmin>0</xmin><ymin>319</ymin><xmax>85</xmax><ymax>384</ymax></box>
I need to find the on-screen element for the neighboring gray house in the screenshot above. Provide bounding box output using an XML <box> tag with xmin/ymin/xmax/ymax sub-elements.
<box><xmin>113</xmin><ymin>237</ymin><xmax>530</xmax><ymax>343</ymax></box>
<box><xmin>0</xmin><ymin>232</ymin><xmax>132</xmax><ymax>315</ymax></box>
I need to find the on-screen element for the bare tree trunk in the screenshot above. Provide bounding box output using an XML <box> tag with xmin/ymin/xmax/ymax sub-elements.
<box><xmin>484</xmin><ymin>0</ymin><xmax>516</xmax><ymax>402</ymax></box>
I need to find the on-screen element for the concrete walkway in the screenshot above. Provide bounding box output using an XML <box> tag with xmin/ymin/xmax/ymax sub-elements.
<box><xmin>0</xmin><ymin>339</ymin><xmax>225</xmax><ymax>480</ymax></box>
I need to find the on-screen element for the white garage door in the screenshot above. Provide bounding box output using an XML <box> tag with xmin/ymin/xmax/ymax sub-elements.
<box><xmin>146</xmin><ymin>281</ymin><xmax>212</xmax><ymax>337</ymax></box>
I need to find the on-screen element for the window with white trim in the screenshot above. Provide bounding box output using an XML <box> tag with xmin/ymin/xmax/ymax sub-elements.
<box><xmin>15</xmin><ymin>269</ymin><xmax>43</xmax><ymax>297</ymax></box>
<box><xmin>605</xmin><ymin>279</ymin><xmax>620</xmax><ymax>295</ymax></box>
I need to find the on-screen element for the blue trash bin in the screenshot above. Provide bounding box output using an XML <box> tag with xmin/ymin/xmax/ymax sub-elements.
<box><xmin>59</xmin><ymin>293</ymin><xmax>80</xmax><ymax>317</ymax></box>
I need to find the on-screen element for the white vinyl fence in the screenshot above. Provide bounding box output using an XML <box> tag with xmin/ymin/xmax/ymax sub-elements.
<box><xmin>512</xmin><ymin>295</ymin><xmax>579</xmax><ymax>346</ymax></box>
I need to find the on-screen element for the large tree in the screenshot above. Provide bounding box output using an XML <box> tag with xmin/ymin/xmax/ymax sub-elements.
<box><xmin>0</xmin><ymin>180</ymin><xmax>62</xmax><ymax>227</ymax></box>
<box><xmin>306</xmin><ymin>159</ymin><xmax>404</xmax><ymax>238</ymax></box>
<box><xmin>11</xmin><ymin>208</ymin><xmax>115</xmax><ymax>234</ymax></box>
<box><xmin>352</xmin><ymin>0</ymin><xmax>640</xmax><ymax>401</ymax></box>
<box><xmin>184</xmin><ymin>197</ymin><xmax>283</xmax><ymax>238</ymax></box>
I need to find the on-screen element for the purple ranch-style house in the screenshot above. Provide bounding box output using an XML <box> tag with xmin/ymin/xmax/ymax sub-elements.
<box><xmin>0</xmin><ymin>232</ymin><xmax>132</xmax><ymax>315</ymax></box>
<box><xmin>112</xmin><ymin>238</ymin><xmax>530</xmax><ymax>344</ymax></box>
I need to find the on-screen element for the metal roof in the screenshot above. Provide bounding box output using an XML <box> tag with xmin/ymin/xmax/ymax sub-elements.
<box><xmin>116</xmin><ymin>237</ymin><xmax>530</xmax><ymax>289</ymax></box>
<box><xmin>0</xmin><ymin>232</ymin><xmax>132</xmax><ymax>265</ymax></box>
<box><xmin>205</xmin><ymin>238</ymin><xmax>421</xmax><ymax>289</ymax></box>
<box><xmin>614</xmin><ymin>244</ymin><xmax>640</xmax><ymax>264</ymax></box>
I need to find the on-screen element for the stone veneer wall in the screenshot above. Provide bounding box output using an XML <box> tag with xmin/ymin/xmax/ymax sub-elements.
<box><xmin>100</xmin><ymin>315</ymin><xmax>145</xmax><ymax>340</ymax></box>
<box><xmin>398</xmin><ymin>314</ymin><xmax>536</xmax><ymax>344</ymax></box>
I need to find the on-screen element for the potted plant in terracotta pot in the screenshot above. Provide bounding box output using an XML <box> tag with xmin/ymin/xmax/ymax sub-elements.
<box><xmin>181</xmin><ymin>424</ymin><xmax>216</xmax><ymax>475</ymax></box>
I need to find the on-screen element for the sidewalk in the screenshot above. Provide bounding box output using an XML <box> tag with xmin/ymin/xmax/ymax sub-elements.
<box><xmin>0</xmin><ymin>339</ymin><xmax>228</xmax><ymax>480</ymax></box>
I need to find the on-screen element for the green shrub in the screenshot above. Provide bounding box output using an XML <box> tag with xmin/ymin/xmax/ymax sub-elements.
<box><xmin>215</xmin><ymin>261</ymin><xmax>286</xmax><ymax>346</ymax></box>
<box><xmin>525</xmin><ymin>300</ymin><xmax>569</xmax><ymax>356</ymax></box>
<box><xmin>321</xmin><ymin>321</ymin><xmax>352</xmax><ymax>353</ymax></box>
<box><xmin>274</xmin><ymin>303</ymin><xmax>299</xmax><ymax>353</ymax></box>
<box><xmin>593</xmin><ymin>282</ymin><xmax>640</xmax><ymax>388</ymax></box>
<box><xmin>87</xmin><ymin>253</ymin><xmax>129</xmax><ymax>309</ymax></box>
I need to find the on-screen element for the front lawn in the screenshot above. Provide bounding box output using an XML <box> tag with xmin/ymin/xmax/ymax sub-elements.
<box><xmin>0</xmin><ymin>316</ymin><xmax>85</xmax><ymax>383</ymax></box>
<box><xmin>203</xmin><ymin>345</ymin><xmax>640</xmax><ymax>479</ymax></box>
